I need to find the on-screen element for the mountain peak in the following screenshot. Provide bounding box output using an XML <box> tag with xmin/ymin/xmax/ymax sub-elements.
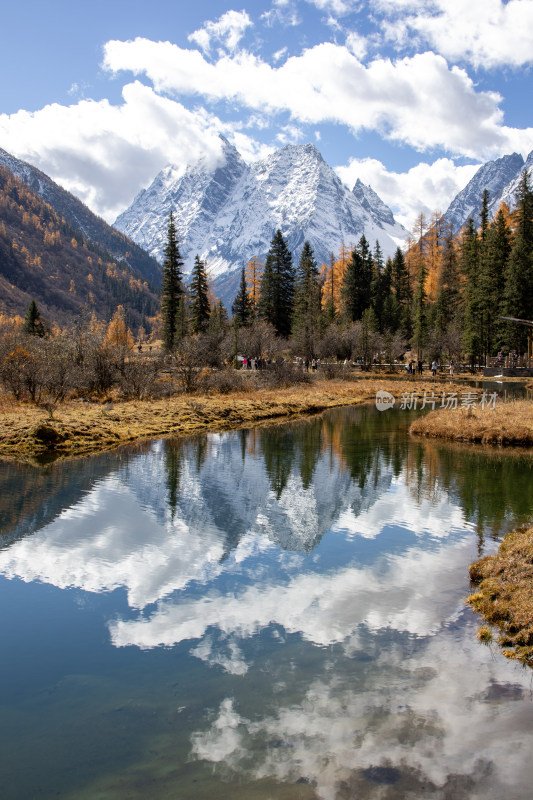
<box><xmin>443</xmin><ymin>152</ymin><xmax>525</xmax><ymax>232</ymax></box>
<box><xmin>114</xmin><ymin>140</ymin><xmax>407</xmax><ymax>306</ymax></box>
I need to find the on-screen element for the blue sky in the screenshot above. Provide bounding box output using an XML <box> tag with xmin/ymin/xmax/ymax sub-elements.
<box><xmin>1</xmin><ymin>0</ymin><xmax>533</xmax><ymax>229</ymax></box>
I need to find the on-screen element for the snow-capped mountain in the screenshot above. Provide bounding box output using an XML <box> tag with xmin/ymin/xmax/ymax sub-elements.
<box><xmin>443</xmin><ymin>151</ymin><xmax>528</xmax><ymax>233</ymax></box>
<box><xmin>114</xmin><ymin>137</ymin><xmax>407</xmax><ymax>304</ymax></box>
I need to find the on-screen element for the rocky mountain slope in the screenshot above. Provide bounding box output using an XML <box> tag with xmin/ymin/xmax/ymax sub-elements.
<box><xmin>443</xmin><ymin>151</ymin><xmax>533</xmax><ymax>233</ymax></box>
<box><xmin>115</xmin><ymin>137</ymin><xmax>408</xmax><ymax>304</ymax></box>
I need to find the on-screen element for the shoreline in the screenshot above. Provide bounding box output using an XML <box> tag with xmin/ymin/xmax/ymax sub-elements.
<box><xmin>0</xmin><ymin>375</ymin><xmax>467</xmax><ymax>465</ymax></box>
<box><xmin>468</xmin><ymin>525</ymin><xmax>533</xmax><ymax>667</ymax></box>
<box><xmin>410</xmin><ymin>399</ymin><xmax>533</xmax><ymax>446</ymax></box>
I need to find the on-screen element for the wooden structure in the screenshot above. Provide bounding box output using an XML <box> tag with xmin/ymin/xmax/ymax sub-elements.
<box><xmin>499</xmin><ymin>316</ymin><xmax>533</xmax><ymax>368</ymax></box>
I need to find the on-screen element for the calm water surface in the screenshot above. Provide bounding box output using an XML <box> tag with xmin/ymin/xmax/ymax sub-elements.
<box><xmin>1</xmin><ymin>404</ymin><xmax>533</xmax><ymax>799</ymax></box>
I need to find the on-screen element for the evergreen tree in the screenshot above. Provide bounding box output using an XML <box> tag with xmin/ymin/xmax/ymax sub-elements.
<box><xmin>23</xmin><ymin>299</ymin><xmax>46</xmax><ymax>337</ymax></box>
<box><xmin>189</xmin><ymin>254</ymin><xmax>210</xmax><ymax>334</ymax></box>
<box><xmin>435</xmin><ymin>232</ymin><xmax>460</xmax><ymax>334</ymax></box>
<box><xmin>292</xmin><ymin>241</ymin><xmax>322</xmax><ymax>357</ymax></box>
<box><xmin>370</xmin><ymin>241</ymin><xmax>391</xmax><ymax>331</ymax></box>
<box><xmin>460</xmin><ymin>217</ymin><xmax>482</xmax><ymax>367</ymax></box>
<box><xmin>503</xmin><ymin>170</ymin><xmax>533</xmax><ymax>352</ymax></box>
<box><xmin>485</xmin><ymin>207</ymin><xmax>513</xmax><ymax>349</ymax></box>
<box><xmin>412</xmin><ymin>257</ymin><xmax>428</xmax><ymax>359</ymax></box>
<box><xmin>341</xmin><ymin>235</ymin><xmax>373</xmax><ymax>322</ymax></box>
<box><xmin>258</xmin><ymin>230</ymin><xmax>295</xmax><ymax>337</ymax></box>
<box><xmin>391</xmin><ymin>247</ymin><xmax>412</xmax><ymax>336</ymax></box>
<box><xmin>161</xmin><ymin>211</ymin><xmax>184</xmax><ymax>351</ymax></box>
<box><xmin>232</xmin><ymin>265</ymin><xmax>254</xmax><ymax>327</ymax></box>
<box><xmin>380</xmin><ymin>257</ymin><xmax>396</xmax><ymax>332</ymax></box>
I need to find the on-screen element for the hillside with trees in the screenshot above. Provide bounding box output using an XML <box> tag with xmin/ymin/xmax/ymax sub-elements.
<box><xmin>0</xmin><ymin>147</ymin><xmax>162</xmax><ymax>287</ymax></box>
<box><xmin>0</xmin><ymin>166</ymin><xmax>159</xmax><ymax>332</ymax></box>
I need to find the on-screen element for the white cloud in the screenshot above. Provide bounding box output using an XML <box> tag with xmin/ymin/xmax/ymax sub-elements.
<box><xmin>261</xmin><ymin>1</ymin><xmax>302</xmax><ymax>27</ymax></box>
<box><xmin>191</xmin><ymin>632</ymin><xmax>533</xmax><ymax>800</ymax></box>
<box><xmin>102</xmin><ymin>38</ymin><xmax>533</xmax><ymax>160</ymax></box>
<box><xmin>109</xmin><ymin>534</ymin><xmax>476</xmax><ymax>650</ymax></box>
<box><xmin>0</xmin><ymin>81</ymin><xmax>240</xmax><ymax>222</ymax></box>
<box><xmin>305</xmin><ymin>0</ymin><xmax>356</xmax><ymax>14</ymax></box>
<box><xmin>336</xmin><ymin>156</ymin><xmax>480</xmax><ymax>228</ymax></box>
<box><xmin>188</xmin><ymin>10</ymin><xmax>252</xmax><ymax>55</ymax></box>
<box><xmin>345</xmin><ymin>30</ymin><xmax>368</xmax><ymax>59</ymax></box>
<box><xmin>275</xmin><ymin>124</ymin><xmax>305</xmax><ymax>145</ymax></box>
<box><xmin>272</xmin><ymin>46</ymin><xmax>288</xmax><ymax>62</ymax></box>
<box><xmin>378</xmin><ymin>0</ymin><xmax>533</xmax><ymax>68</ymax></box>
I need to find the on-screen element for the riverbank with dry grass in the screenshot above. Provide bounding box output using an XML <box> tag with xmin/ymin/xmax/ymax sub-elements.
<box><xmin>0</xmin><ymin>374</ymin><xmax>467</xmax><ymax>464</ymax></box>
<box><xmin>468</xmin><ymin>525</ymin><xmax>533</xmax><ymax>667</ymax></box>
<box><xmin>410</xmin><ymin>399</ymin><xmax>533</xmax><ymax>446</ymax></box>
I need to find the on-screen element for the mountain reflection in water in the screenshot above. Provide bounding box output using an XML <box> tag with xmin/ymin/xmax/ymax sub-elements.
<box><xmin>1</xmin><ymin>404</ymin><xmax>533</xmax><ymax>800</ymax></box>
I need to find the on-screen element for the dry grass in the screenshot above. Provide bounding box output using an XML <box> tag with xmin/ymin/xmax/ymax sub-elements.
<box><xmin>410</xmin><ymin>399</ymin><xmax>533</xmax><ymax>446</ymax></box>
<box><xmin>468</xmin><ymin>525</ymin><xmax>533</xmax><ymax>666</ymax></box>
<box><xmin>0</xmin><ymin>375</ymin><xmax>458</xmax><ymax>464</ymax></box>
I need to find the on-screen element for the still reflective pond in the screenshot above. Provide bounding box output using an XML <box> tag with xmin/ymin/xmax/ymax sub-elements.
<box><xmin>1</xmin><ymin>404</ymin><xmax>533</xmax><ymax>799</ymax></box>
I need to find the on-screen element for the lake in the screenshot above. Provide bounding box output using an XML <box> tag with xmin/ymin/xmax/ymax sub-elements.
<box><xmin>1</xmin><ymin>402</ymin><xmax>533</xmax><ymax>799</ymax></box>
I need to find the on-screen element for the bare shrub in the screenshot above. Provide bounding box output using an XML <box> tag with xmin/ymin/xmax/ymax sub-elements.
<box><xmin>204</xmin><ymin>367</ymin><xmax>247</xmax><ymax>394</ymax></box>
<box><xmin>259</xmin><ymin>360</ymin><xmax>311</xmax><ymax>388</ymax></box>
<box><xmin>117</xmin><ymin>354</ymin><xmax>163</xmax><ymax>400</ymax></box>
<box><xmin>174</xmin><ymin>335</ymin><xmax>214</xmax><ymax>393</ymax></box>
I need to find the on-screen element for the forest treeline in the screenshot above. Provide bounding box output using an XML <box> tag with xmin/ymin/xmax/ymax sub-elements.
<box><xmin>160</xmin><ymin>169</ymin><xmax>533</xmax><ymax>367</ymax></box>
<box><xmin>1</xmin><ymin>169</ymin><xmax>532</xmax><ymax>408</ymax></box>
<box><xmin>0</xmin><ymin>165</ymin><xmax>159</xmax><ymax>329</ymax></box>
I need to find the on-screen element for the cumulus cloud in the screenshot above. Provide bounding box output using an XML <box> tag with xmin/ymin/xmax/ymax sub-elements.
<box><xmin>109</xmin><ymin>534</ymin><xmax>476</xmax><ymax>651</ymax></box>
<box><xmin>335</xmin><ymin>156</ymin><xmax>480</xmax><ymax>228</ymax></box>
<box><xmin>378</xmin><ymin>0</ymin><xmax>533</xmax><ymax>68</ymax></box>
<box><xmin>188</xmin><ymin>10</ymin><xmax>252</xmax><ymax>55</ymax></box>
<box><xmin>191</xmin><ymin>630</ymin><xmax>533</xmax><ymax>800</ymax></box>
<box><xmin>102</xmin><ymin>38</ymin><xmax>532</xmax><ymax>160</ymax></box>
<box><xmin>0</xmin><ymin>81</ymin><xmax>240</xmax><ymax>221</ymax></box>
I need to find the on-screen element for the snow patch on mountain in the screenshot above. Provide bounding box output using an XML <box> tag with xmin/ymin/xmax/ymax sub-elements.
<box><xmin>443</xmin><ymin>152</ymin><xmax>527</xmax><ymax>233</ymax></box>
<box><xmin>114</xmin><ymin>138</ymin><xmax>408</xmax><ymax>303</ymax></box>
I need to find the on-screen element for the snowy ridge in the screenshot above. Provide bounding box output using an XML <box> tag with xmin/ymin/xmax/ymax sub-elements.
<box><xmin>443</xmin><ymin>152</ymin><xmax>528</xmax><ymax>233</ymax></box>
<box><xmin>114</xmin><ymin>137</ymin><xmax>407</xmax><ymax>304</ymax></box>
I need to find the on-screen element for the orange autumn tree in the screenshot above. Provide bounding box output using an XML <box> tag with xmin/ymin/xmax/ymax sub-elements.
<box><xmin>244</xmin><ymin>256</ymin><xmax>264</xmax><ymax>314</ymax></box>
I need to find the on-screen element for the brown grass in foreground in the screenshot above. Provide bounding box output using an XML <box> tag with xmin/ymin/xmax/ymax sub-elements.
<box><xmin>0</xmin><ymin>376</ymin><xmax>457</xmax><ymax>464</ymax></box>
<box><xmin>410</xmin><ymin>399</ymin><xmax>533</xmax><ymax>446</ymax></box>
<box><xmin>468</xmin><ymin>525</ymin><xmax>533</xmax><ymax>667</ymax></box>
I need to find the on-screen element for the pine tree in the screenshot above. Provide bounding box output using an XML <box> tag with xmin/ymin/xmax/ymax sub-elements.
<box><xmin>161</xmin><ymin>211</ymin><xmax>184</xmax><ymax>351</ymax></box>
<box><xmin>391</xmin><ymin>247</ymin><xmax>412</xmax><ymax>337</ymax></box>
<box><xmin>258</xmin><ymin>230</ymin><xmax>294</xmax><ymax>337</ymax></box>
<box><xmin>23</xmin><ymin>299</ymin><xmax>45</xmax><ymax>337</ymax></box>
<box><xmin>232</xmin><ymin>265</ymin><xmax>253</xmax><ymax>327</ymax></box>
<box><xmin>435</xmin><ymin>232</ymin><xmax>460</xmax><ymax>334</ymax></box>
<box><xmin>460</xmin><ymin>217</ymin><xmax>481</xmax><ymax>367</ymax></box>
<box><xmin>370</xmin><ymin>241</ymin><xmax>390</xmax><ymax>331</ymax></box>
<box><xmin>412</xmin><ymin>257</ymin><xmax>428</xmax><ymax>360</ymax></box>
<box><xmin>485</xmin><ymin>207</ymin><xmax>513</xmax><ymax>350</ymax></box>
<box><xmin>292</xmin><ymin>241</ymin><xmax>322</xmax><ymax>357</ymax></box>
<box><xmin>503</xmin><ymin>170</ymin><xmax>533</xmax><ymax>352</ymax></box>
<box><xmin>341</xmin><ymin>235</ymin><xmax>373</xmax><ymax>322</ymax></box>
<box><xmin>189</xmin><ymin>254</ymin><xmax>210</xmax><ymax>334</ymax></box>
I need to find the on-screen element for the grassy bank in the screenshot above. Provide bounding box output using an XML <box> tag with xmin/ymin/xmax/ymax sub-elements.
<box><xmin>468</xmin><ymin>525</ymin><xmax>533</xmax><ymax>667</ymax></box>
<box><xmin>0</xmin><ymin>375</ymin><xmax>461</xmax><ymax>464</ymax></box>
<box><xmin>410</xmin><ymin>399</ymin><xmax>533</xmax><ymax>446</ymax></box>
